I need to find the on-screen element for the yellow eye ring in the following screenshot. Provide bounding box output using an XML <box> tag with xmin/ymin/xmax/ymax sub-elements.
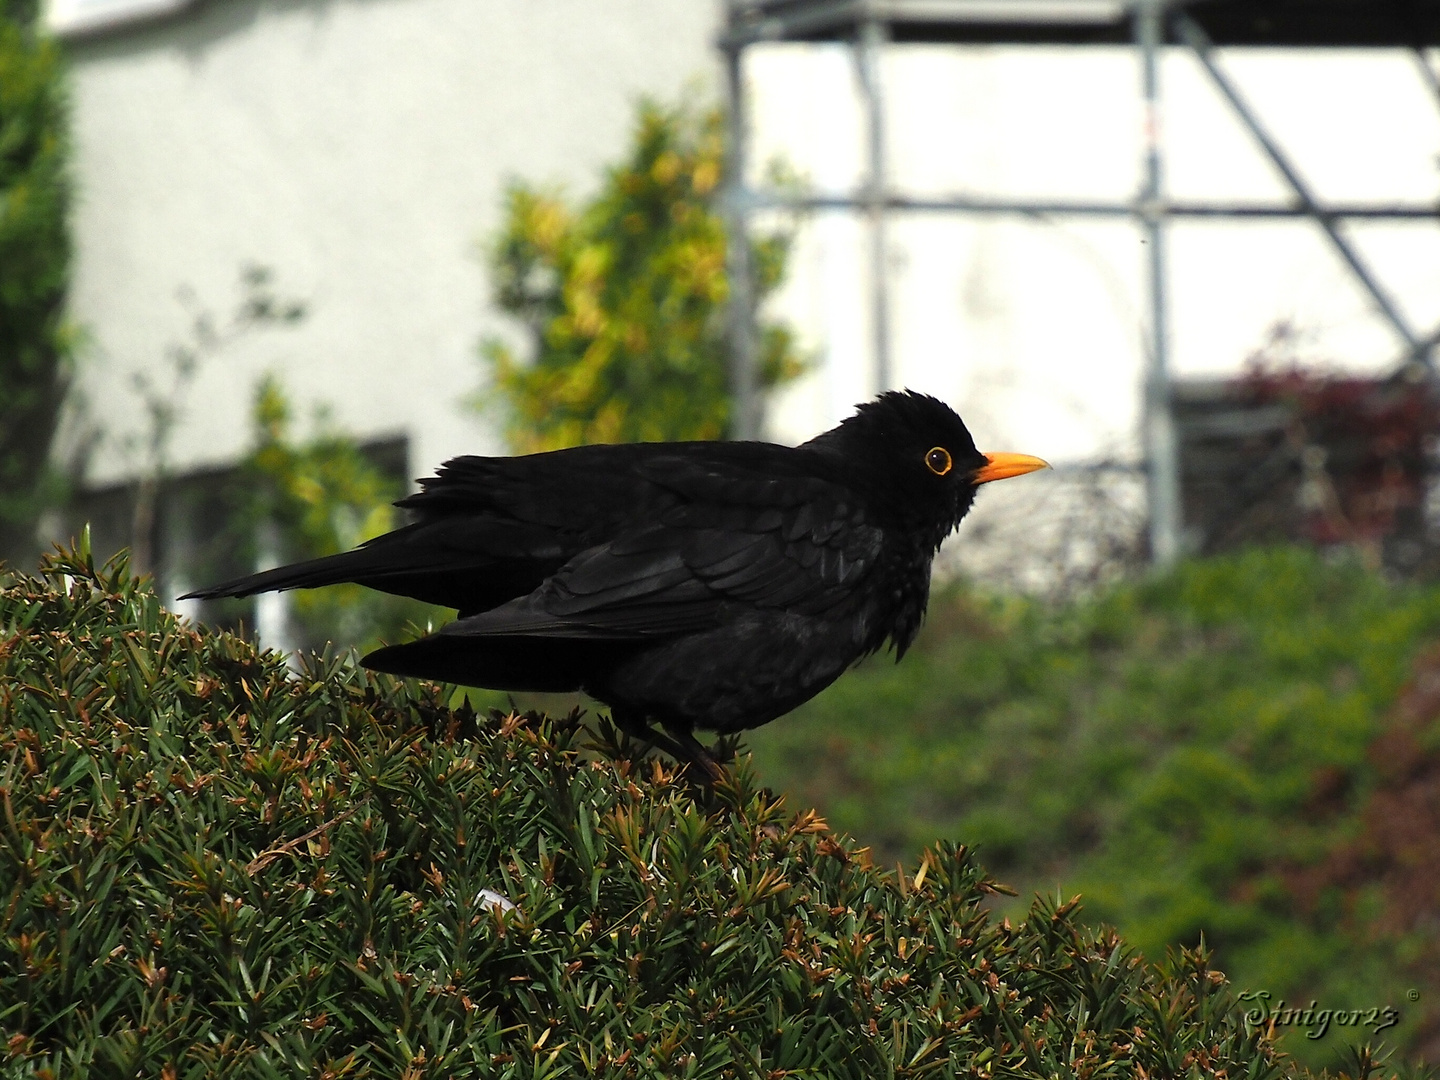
<box><xmin>925</xmin><ymin>446</ymin><xmax>952</xmax><ymax>476</ymax></box>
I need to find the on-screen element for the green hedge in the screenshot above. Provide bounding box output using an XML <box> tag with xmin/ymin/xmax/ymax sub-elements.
<box><xmin>1</xmin><ymin>544</ymin><xmax>1289</xmax><ymax>1078</ymax></box>
<box><xmin>746</xmin><ymin>547</ymin><xmax>1440</xmax><ymax>1068</ymax></box>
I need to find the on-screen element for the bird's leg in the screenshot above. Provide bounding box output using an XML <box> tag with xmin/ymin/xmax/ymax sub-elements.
<box><xmin>610</xmin><ymin>707</ymin><xmax>688</xmax><ymax>765</ymax></box>
<box><xmin>611</xmin><ymin>709</ymin><xmax>722</xmax><ymax>783</ymax></box>
<box><xmin>664</xmin><ymin>726</ymin><xmax>724</xmax><ymax>784</ymax></box>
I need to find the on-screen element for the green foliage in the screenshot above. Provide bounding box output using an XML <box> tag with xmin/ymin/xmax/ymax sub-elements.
<box><xmin>0</xmin><ymin>547</ymin><xmax>1287</xmax><ymax>1078</ymax></box>
<box><xmin>747</xmin><ymin>546</ymin><xmax>1440</xmax><ymax>1068</ymax></box>
<box><xmin>216</xmin><ymin>375</ymin><xmax>446</xmax><ymax>652</ymax></box>
<box><xmin>0</xmin><ymin>11</ymin><xmax>70</xmax><ymax>563</ymax></box>
<box><xmin>479</xmin><ymin>99</ymin><xmax>804</xmax><ymax>452</ymax></box>
<box><xmin>1</xmin><ymin>0</ymin><xmax>39</xmax><ymax>27</ymax></box>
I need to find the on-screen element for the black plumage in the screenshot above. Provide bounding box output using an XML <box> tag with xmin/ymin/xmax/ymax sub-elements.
<box><xmin>184</xmin><ymin>391</ymin><xmax>1046</xmax><ymax>778</ymax></box>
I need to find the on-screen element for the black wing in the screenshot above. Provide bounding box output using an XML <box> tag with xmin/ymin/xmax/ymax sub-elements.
<box><xmin>419</xmin><ymin>454</ymin><xmax>885</xmax><ymax>641</ymax></box>
<box><xmin>183</xmin><ymin>441</ymin><xmax>879</xmax><ymax>636</ymax></box>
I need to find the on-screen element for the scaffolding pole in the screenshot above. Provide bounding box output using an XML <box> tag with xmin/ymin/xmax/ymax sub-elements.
<box><xmin>742</xmin><ymin>191</ymin><xmax>1440</xmax><ymax>219</ymax></box>
<box><xmin>1139</xmin><ymin>0</ymin><xmax>1180</xmax><ymax>566</ymax></box>
<box><xmin>856</xmin><ymin>11</ymin><xmax>892</xmax><ymax>395</ymax></box>
<box><xmin>723</xmin><ymin>43</ymin><xmax>762</xmax><ymax>441</ymax></box>
<box><xmin>1414</xmin><ymin>47</ymin><xmax>1440</xmax><ymax>111</ymax></box>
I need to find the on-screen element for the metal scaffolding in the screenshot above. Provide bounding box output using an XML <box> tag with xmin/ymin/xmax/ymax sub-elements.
<box><xmin>719</xmin><ymin>0</ymin><xmax>1440</xmax><ymax>564</ymax></box>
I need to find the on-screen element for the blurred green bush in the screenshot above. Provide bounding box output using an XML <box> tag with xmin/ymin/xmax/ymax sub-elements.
<box><xmin>0</xmin><ymin>544</ymin><xmax>1286</xmax><ymax>1078</ymax></box>
<box><xmin>0</xmin><ymin>6</ymin><xmax>72</xmax><ymax>564</ymax></box>
<box><xmin>747</xmin><ymin>546</ymin><xmax>1440</xmax><ymax>1068</ymax></box>
<box><xmin>477</xmin><ymin>98</ymin><xmax>804</xmax><ymax>451</ymax></box>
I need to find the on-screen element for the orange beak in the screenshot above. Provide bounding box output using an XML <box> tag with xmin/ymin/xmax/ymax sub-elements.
<box><xmin>973</xmin><ymin>452</ymin><xmax>1049</xmax><ymax>485</ymax></box>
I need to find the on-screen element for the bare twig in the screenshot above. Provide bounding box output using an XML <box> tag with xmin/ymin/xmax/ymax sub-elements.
<box><xmin>246</xmin><ymin>799</ymin><xmax>365</xmax><ymax>875</ymax></box>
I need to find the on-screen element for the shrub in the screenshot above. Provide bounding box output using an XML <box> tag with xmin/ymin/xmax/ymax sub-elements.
<box><xmin>478</xmin><ymin>99</ymin><xmax>804</xmax><ymax>451</ymax></box>
<box><xmin>0</xmin><ymin>544</ymin><xmax>1291</xmax><ymax>1077</ymax></box>
<box><xmin>0</xmin><ymin>8</ymin><xmax>71</xmax><ymax>564</ymax></box>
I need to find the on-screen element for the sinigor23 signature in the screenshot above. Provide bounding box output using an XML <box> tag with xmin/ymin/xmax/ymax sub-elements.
<box><xmin>1237</xmin><ymin>991</ymin><xmax>1404</xmax><ymax>1040</ymax></box>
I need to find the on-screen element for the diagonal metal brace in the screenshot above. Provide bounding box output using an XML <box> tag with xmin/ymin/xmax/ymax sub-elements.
<box><xmin>1174</xmin><ymin>12</ymin><xmax>1431</xmax><ymax>371</ymax></box>
<box><xmin>1414</xmin><ymin>47</ymin><xmax>1440</xmax><ymax>113</ymax></box>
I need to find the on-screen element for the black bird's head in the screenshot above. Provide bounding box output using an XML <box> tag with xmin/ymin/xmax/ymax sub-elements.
<box><xmin>807</xmin><ymin>390</ymin><xmax>1048</xmax><ymax>546</ymax></box>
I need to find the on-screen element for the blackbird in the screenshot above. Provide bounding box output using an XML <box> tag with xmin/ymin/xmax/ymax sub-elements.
<box><xmin>184</xmin><ymin>391</ymin><xmax>1046</xmax><ymax>778</ymax></box>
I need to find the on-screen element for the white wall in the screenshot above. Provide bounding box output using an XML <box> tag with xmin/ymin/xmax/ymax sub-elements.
<box><xmin>59</xmin><ymin>0</ymin><xmax>720</xmax><ymax>488</ymax></box>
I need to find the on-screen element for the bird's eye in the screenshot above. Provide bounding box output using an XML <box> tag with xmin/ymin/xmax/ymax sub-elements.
<box><xmin>924</xmin><ymin>446</ymin><xmax>952</xmax><ymax>476</ymax></box>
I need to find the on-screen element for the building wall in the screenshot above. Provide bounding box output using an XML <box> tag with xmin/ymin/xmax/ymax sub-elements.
<box><xmin>57</xmin><ymin>0</ymin><xmax>720</xmax><ymax>491</ymax></box>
